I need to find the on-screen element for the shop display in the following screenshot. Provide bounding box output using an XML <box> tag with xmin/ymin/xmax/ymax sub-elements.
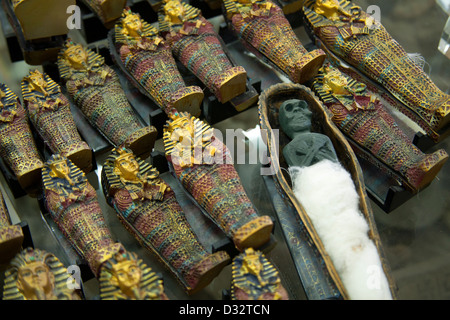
<box><xmin>2</xmin><ymin>247</ymin><xmax>82</xmax><ymax>300</ymax></box>
<box><xmin>0</xmin><ymin>189</ymin><xmax>23</xmax><ymax>264</ymax></box>
<box><xmin>223</xmin><ymin>0</ymin><xmax>326</xmax><ymax>84</ymax></box>
<box><xmin>113</xmin><ymin>8</ymin><xmax>204</xmax><ymax>116</ymax></box>
<box><xmin>311</xmin><ymin>64</ymin><xmax>449</xmax><ymax>192</ymax></box>
<box><xmin>10</xmin><ymin>0</ymin><xmax>74</xmax><ymax>40</ymax></box>
<box><xmin>163</xmin><ymin>111</ymin><xmax>273</xmax><ymax>251</ymax></box>
<box><xmin>303</xmin><ymin>0</ymin><xmax>450</xmax><ymax>141</ymax></box>
<box><xmin>0</xmin><ymin>83</ymin><xmax>43</xmax><ymax>195</ymax></box>
<box><xmin>21</xmin><ymin>70</ymin><xmax>93</xmax><ymax>173</ymax></box>
<box><xmin>258</xmin><ymin>83</ymin><xmax>397</xmax><ymax>299</ymax></box>
<box><xmin>230</xmin><ymin>248</ymin><xmax>289</xmax><ymax>300</ymax></box>
<box><xmin>159</xmin><ymin>0</ymin><xmax>248</xmax><ymax>103</ymax></box>
<box><xmin>101</xmin><ymin>147</ymin><xmax>230</xmax><ymax>294</ymax></box>
<box><xmin>81</xmin><ymin>0</ymin><xmax>127</xmax><ymax>28</ymax></box>
<box><xmin>57</xmin><ymin>39</ymin><xmax>158</xmax><ymax>159</ymax></box>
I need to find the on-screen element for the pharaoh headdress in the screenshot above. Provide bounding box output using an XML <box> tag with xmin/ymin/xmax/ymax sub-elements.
<box><xmin>102</xmin><ymin>147</ymin><xmax>162</xmax><ymax>197</ymax></box>
<box><xmin>57</xmin><ymin>39</ymin><xmax>106</xmax><ymax>81</ymax></box>
<box><xmin>115</xmin><ymin>8</ymin><xmax>160</xmax><ymax>45</ymax></box>
<box><xmin>158</xmin><ymin>0</ymin><xmax>201</xmax><ymax>32</ymax></box>
<box><xmin>231</xmin><ymin>248</ymin><xmax>288</xmax><ymax>300</ymax></box>
<box><xmin>0</xmin><ymin>84</ymin><xmax>19</xmax><ymax>123</ymax></box>
<box><xmin>98</xmin><ymin>249</ymin><xmax>166</xmax><ymax>300</ymax></box>
<box><xmin>21</xmin><ymin>69</ymin><xmax>61</xmax><ymax>99</ymax></box>
<box><xmin>2</xmin><ymin>247</ymin><xmax>79</xmax><ymax>300</ymax></box>
<box><xmin>42</xmin><ymin>154</ymin><xmax>88</xmax><ymax>197</ymax></box>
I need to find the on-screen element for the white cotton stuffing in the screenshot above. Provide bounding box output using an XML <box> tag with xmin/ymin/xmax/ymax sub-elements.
<box><xmin>289</xmin><ymin>160</ymin><xmax>392</xmax><ymax>300</ymax></box>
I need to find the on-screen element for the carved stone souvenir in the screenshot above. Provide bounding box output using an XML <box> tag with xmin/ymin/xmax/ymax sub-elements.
<box><xmin>98</xmin><ymin>247</ymin><xmax>169</xmax><ymax>300</ymax></box>
<box><xmin>81</xmin><ymin>0</ymin><xmax>127</xmax><ymax>28</ymax></box>
<box><xmin>57</xmin><ymin>39</ymin><xmax>158</xmax><ymax>158</ymax></box>
<box><xmin>303</xmin><ymin>0</ymin><xmax>450</xmax><ymax>141</ymax></box>
<box><xmin>279</xmin><ymin>98</ymin><xmax>339</xmax><ymax>167</ymax></box>
<box><xmin>258</xmin><ymin>83</ymin><xmax>398</xmax><ymax>299</ymax></box>
<box><xmin>311</xmin><ymin>64</ymin><xmax>448</xmax><ymax>192</ymax></box>
<box><xmin>231</xmin><ymin>248</ymin><xmax>289</xmax><ymax>300</ymax></box>
<box><xmin>223</xmin><ymin>0</ymin><xmax>326</xmax><ymax>84</ymax></box>
<box><xmin>2</xmin><ymin>247</ymin><xmax>82</xmax><ymax>300</ymax></box>
<box><xmin>0</xmin><ymin>189</ymin><xmax>23</xmax><ymax>264</ymax></box>
<box><xmin>159</xmin><ymin>0</ymin><xmax>247</xmax><ymax>103</ymax></box>
<box><xmin>102</xmin><ymin>147</ymin><xmax>230</xmax><ymax>294</ymax></box>
<box><xmin>11</xmin><ymin>0</ymin><xmax>75</xmax><ymax>40</ymax></box>
<box><xmin>21</xmin><ymin>70</ymin><xmax>92</xmax><ymax>172</ymax></box>
<box><xmin>163</xmin><ymin>111</ymin><xmax>273</xmax><ymax>251</ymax></box>
<box><xmin>41</xmin><ymin>154</ymin><xmax>168</xmax><ymax>299</ymax></box>
<box><xmin>0</xmin><ymin>84</ymin><xmax>43</xmax><ymax>194</ymax></box>
<box><xmin>114</xmin><ymin>8</ymin><xmax>204</xmax><ymax>116</ymax></box>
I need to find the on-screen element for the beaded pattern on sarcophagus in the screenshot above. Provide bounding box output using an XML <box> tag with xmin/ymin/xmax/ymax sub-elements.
<box><xmin>159</xmin><ymin>0</ymin><xmax>246</xmax><ymax>103</ymax></box>
<box><xmin>224</xmin><ymin>0</ymin><xmax>325</xmax><ymax>84</ymax></box>
<box><xmin>21</xmin><ymin>70</ymin><xmax>91</xmax><ymax>167</ymax></box>
<box><xmin>163</xmin><ymin>112</ymin><xmax>273</xmax><ymax>251</ymax></box>
<box><xmin>42</xmin><ymin>155</ymin><xmax>116</xmax><ymax>276</ymax></box>
<box><xmin>58</xmin><ymin>40</ymin><xmax>156</xmax><ymax>151</ymax></box>
<box><xmin>311</xmin><ymin>64</ymin><xmax>448</xmax><ymax>191</ymax></box>
<box><xmin>0</xmin><ymin>84</ymin><xmax>43</xmax><ymax>190</ymax></box>
<box><xmin>303</xmin><ymin>0</ymin><xmax>450</xmax><ymax>138</ymax></box>
<box><xmin>231</xmin><ymin>248</ymin><xmax>289</xmax><ymax>300</ymax></box>
<box><xmin>0</xmin><ymin>189</ymin><xmax>23</xmax><ymax>264</ymax></box>
<box><xmin>115</xmin><ymin>9</ymin><xmax>203</xmax><ymax>115</ymax></box>
<box><xmin>102</xmin><ymin>148</ymin><xmax>230</xmax><ymax>292</ymax></box>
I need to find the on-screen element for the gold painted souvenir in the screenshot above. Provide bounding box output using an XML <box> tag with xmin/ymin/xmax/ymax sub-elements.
<box><xmin>0</xmin><ymin>84</ymin><xmax>43</xmax><ymax>194</ymax></box>
<box><xmin>231</xmin><ymin>248</ymin><xmax>289</xmax><ymax>300</ymax></box>
<box><xmin>21</xmin><ymin>70</ymin><xmax>92</xmax><ymax>172</ymax></box>
<box><xmin>58</xmin><ymin>39</ymin><xmax>158</xmax><ymax>158</ymax></box>
<box><xmin>115</xmin><ymin>8</ymin><xmax>204</xmax><ymax>116</ymax></box>
<box><xmin>81</xmin><ymin>0</ymin><xmax>127</xmax><ymax>27</ymax></box>
<box><xmin>303</xmin><ymin>0</ymin><xmax>450</xmax><ymax>141</ymax></box>
<box><xmin>99</xmin><ymin>249</ymin><xmax>169</xmax><ymax>300</ymax></box>
<box><xmin>2</xmin><ymin>247</ymin><xmax>82</xmax><ymax>300</ymax></box>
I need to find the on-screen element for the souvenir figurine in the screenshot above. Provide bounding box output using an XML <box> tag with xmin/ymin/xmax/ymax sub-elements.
<box><xmin>311</xmin><ymin>64</ymin><xmax>448</xmax><ymax>192</ymax></box>
<box><xmin>21</xmin><ymin>70</ymin><xmax>92</xmax><ymax>172</ymax></box>
<box><xmin>98</xmin><ymin>247</ymin><xmax>169</xmax><ymax>300</ymax></box>
<box><xmin>303</xmin><ymin>0</ymin><xmax>450</xmax><ymax>141</ymax></box>
<box><xmin>0</xmin><ymin>84</ymin><xmax>43</xmax><ymax>194</ymax></box>
<box><xmin>114</xmin><ymin>8</ymin><xmax>204</xmax><ymax>116</ymax></box>
<box><xmin>57</xmin><ymin>39</ymin><xmax>158</xmax><ymax>158</ymax></box>
<box><xmin>0</xmin><ymin>189</ymin><xmax>23</xmax><ymax>264</ymax></box>
<box><xmin>41</xmin><ymin>154</ymin><xmax>168</xmax><ymax>299</ymax></box>
<box><xmin>259</xmin><ymin>83</ymin><xmax>397</xmax><ymax>299</ymax></box>
<box><xmin>81</xmin><ymin>0</ymin><xmax>127</xmax><ymax>28</ymax></box>
<box><xmin>223</xmin><ymin>0</ymin><xmax>326</xmax><ymax>84</ymax></box>
<box><xmin>231</xmin><ymin>248</ymin><xmax>289</xmax><ymax>300</ymax></box>
<box><xmin>159</xmin><ymin>0</ymin><xmax>247</xmax><ymax>103</ymax></box>
<box><xmin>2</xmin><ymin>247</ymin><xmax>82</xmax><ymax>300</ymax></box>
<box><xmin>163</xmin><ymin>111</ymin><xmax>273</xmax><ymax>251</ymax></box>
<box><xmin>11</xmin><ymin>0</ymin><xmax>75</xmax><ymax>40</ymax></box>
<box><xmin>102</xmin><ymin>147</ymin><xmax>230</xmax><ymax>294</ymax></box>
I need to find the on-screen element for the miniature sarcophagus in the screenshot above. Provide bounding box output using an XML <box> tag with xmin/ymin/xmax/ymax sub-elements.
<box><xmin>311</xmin><ymin>63</ymin><xmax>448</xmax><ymax>193</ymax></box>
<box><xmin>57</xmin><ymin>39</ymin><xmax>157</xmax><ymax>158</ymax></box>
<box><xmin>21</xmin><ymin>70</ymin><xmax>92</xmax><ymax>172</ymax></box>
<box><xmin>158</xmin><ymin>0</ymin><xmax>248</xmax><ymax>103</ymax></box>
<box><xmin>41</xmin><ymin>154</ymin><xmax>168</xmax><ymax>299</ymax></box>
<box><xmin>163</xmin><ymin>111</ymin><xmax>274</xmax><ymax>252</ymax></box>
<box><xmin>223</xmin><ymin>0</ymin><xmax>326</xmax><ymax>84</ymax></box>
<box><xmin>113</xmin><ymin>8</ymin><xmax>204</xmax><ymax>116</ymax></box>
<box><xmin>303</xmin><ymin>0</ymin><xmax>450</xmax><ymax>141</ymax></box>
<box><xmin>0</xmin><ymin>83</ymin><xmax>43</xmax><ymax>194</ymax></box>
<box><xmin>101</xmin><ymin>147</ymin><xmax>230</xmax><ymax>294</ymax></box>
<box><xmin>0</xmin><ymin>189</ymin><xmax>23</xmax><ymax>265</ymax></box>
<box><xmin>258</xmin><ymin>82</ymin><xmax>398</xmax><ymax>299</ymax></box>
